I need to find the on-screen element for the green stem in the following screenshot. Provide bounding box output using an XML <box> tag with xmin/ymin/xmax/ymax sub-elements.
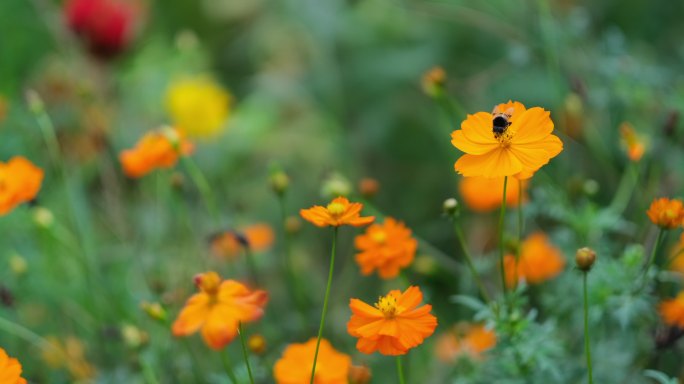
<box><xmin>608</xmin><ymin>162</ymin><xmax>638</xmax><ymax>214</ymax></box>
<box><xmin>310</xmin><ymin>227</ymin><xmax>339</xmax><ymax>384</ymax></box>
<box><xmin>645</xmin><ymin>229</ymin><xmax>666</xmax><ymax>273</ymax></box>
<box><xmin>498</xmin><ymin>176</ymin><xmax>509</xmax><ymax>295</ymax></box>
<box><xmin>396</xmin><ymin>355</ymin><xmax>406</xmax><ymax>384</ymax></box>
<box><xmin>181</xmin><ymin>155</ymin><xmax>218</xmax><ymax>222</ymax></box>
<box><xmin>583</xmin><ymin>272</ymin><xmax>594</xmax><ymax>384</ymax></box>
<box><xmin>221</xmin><ymin>349</ymin><xmax>238</xmax><ymax>384</ymax></box>
<box><xmin>238</xmin><ymin>323</ymin><xmax>255</xmax><ymax>384</ymax></box>
<box><xmin>453</xmin><ymin>222</ymin><xmax>490</xmax><ymax>303</ymax></box>
<box><xmin>514</xmin><ymin>180</ymin><xmax>523</xmax><ymax>289</ymax></box>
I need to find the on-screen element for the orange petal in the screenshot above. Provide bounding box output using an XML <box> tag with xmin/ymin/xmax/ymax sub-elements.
<box><xmin>454</xmin><ymin>149</ymin><xmax>523</xmax><ymax>178</ymax></box>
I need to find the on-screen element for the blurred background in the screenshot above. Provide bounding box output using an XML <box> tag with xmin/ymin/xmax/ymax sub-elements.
<box><xmin>1</xmin><ymin>0</ymin><xmax>684</xmax><ymax>382</ymax></box>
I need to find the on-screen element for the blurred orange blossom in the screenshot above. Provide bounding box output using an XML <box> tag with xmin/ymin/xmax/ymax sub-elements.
<box><xmin>172</xmin><ymin>272</ymin><xmax>268</xmax><ymax>350</ymax></box>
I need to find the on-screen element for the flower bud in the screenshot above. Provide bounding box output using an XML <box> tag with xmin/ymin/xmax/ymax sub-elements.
<box><xmin>359</xmin><ymin>178</ymin><xmax>379</xmax><ymax>199</ymax></box>
<box><xmin>575</xmin><ymin>247</ymin><xmax>596</xmax><ymax>272</ymax></box>
<box><xmin>443</xmin><ymin>198</ymin><xmax>459</xmax><ymax>218</ymax></box>
<box><xmin>270</xmin><ymin>171</ymin><xmax>290</xmax><ymax>196</ymax></box>
<box><xmin>9</xmin><ymin>254</ymin><xmax>28</xmax><ymax>276</ymax></box>
<box><xmin>247</xmin><ymin>334</ymin><xmax>267</xmax><ymax>355</ymax></box>
<box><xmin>285</xmin><ymin>216</ymin><xmax>302</xmax><ymax>234</ymax></box>
<box><xmin>32</xmin><ymin>207</ymin><xmax>54</xmax><ymax>228</ymax></box>
<box><xmin>140</xmin><ymin>301</ymin><xmax>167</xmax><ymax>322</ymax></box>
<box><xmin>349</xmin><ymin>364</ymin><xmax>372</xmax><ymax>384</ymax></box>
<box><xmin>421</xmin><ymin>66</ymin><xmax>446</xmax><ymax>98</ymax></box>
<box><xmin>321</xmin><ymin>173</ymin><xmax>352</xmax><ymax>199</ymax></box>
<box><xmin>121</xmin><ymin>324</ymin><xmax>149</xmax><ymax>349</ymax></box>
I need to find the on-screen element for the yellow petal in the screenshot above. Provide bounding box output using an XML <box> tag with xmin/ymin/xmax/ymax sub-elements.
<box><xmin>454</xmin><ymin>150</ymin><xmax>523</xmax><ymax>178</ymax></box>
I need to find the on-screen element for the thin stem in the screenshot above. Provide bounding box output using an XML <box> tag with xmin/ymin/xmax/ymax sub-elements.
<box><xmin>396</xmin><ymin>355</ymin><xmax>406</xmax><ymax>384</ymax></box>
<box><xmin>310</xmin><ymin>227</ymin><xmax>339</xmax><ymax>384</ymax></box>
<box><xmin>608</xmin><ymin>162</ymin><xmax>638</xmax><ymax>214</ymax></box>
<box><xmin>238</xmin><ymin>323</ymin><xmax>255</xmax><ymax>384</ymax></box>
<box><xmin>583</xmin><ymin>272</ymin><xmax>594</xmax><ymax>384</ymax></box>
<box><xmin>514</xmin><ymin>180</ymin><xmax>523</xmax><ymax>289</ymax></box>
<box><xmin>181</xmin><ymin>155</ymin><xmax>218</xmax><ymax>222</ymax></box>
<box><xmin>453</xmin><ymin>222</ymin><xmax>491</xmax><ymax>303</ymax></box>
<box><xmin>221</xmin><ymin>349</ymin><xmax>238</xmax><ymax>384</ymax></box>
<box><xmin>645</xmin><ymin>229</ymin><xmax>666</xmax><ymax>273</ymax></box>
<box><xmin>498</xmin><ymin>176</ymin><xmax>509</xmax><ymax>295</ymax></box>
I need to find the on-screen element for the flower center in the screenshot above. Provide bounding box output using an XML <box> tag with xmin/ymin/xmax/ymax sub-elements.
<box><xmin>375</xmin><ymin>294</ymin><xmax>398</xmax><ymax>318</ymax></box>
<box><xmin>194</xmin><ymin>272</ymin><xmax>221</xmax><ymax>296</ymax></box>
<box><xmin>494</xmin><ymin>129</ymin><xmax>514</xmax><ymax>147</ymax></box>
<box><xmin>371</xmin><ymin>230</ymin><xmax>387</xmax><ymax>244</ymax></box>
<box><xmin>326</xmin><ymin>202</ymin><xmax>346</xmax><ymax>216</ymax></box>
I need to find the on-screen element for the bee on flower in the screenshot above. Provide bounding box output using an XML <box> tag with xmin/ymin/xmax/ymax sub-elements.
<box><xmin>451</xmin><ymin>101</ymin><xmax>563</xmax><ymax>179</ymax></box>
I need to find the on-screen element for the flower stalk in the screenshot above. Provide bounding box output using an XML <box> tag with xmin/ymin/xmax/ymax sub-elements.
<box><xmin>396</xmin><ymin>356</ymin><xmax>406</xmax><ymax>384</ymax></box>
<box><xmin>310</xmin><ymin>227</ymin><xmax>339</xmax><ymax>384</ymax></box>
<box><xmin>498</xmin><ymin>176</ymin><xmax>509</xmax><ymax>295</ymax></box>
<box><xmin>453</xmin><ymin>222</ymin><xmax>490</xmax><ymax>303</ymax></box>
<box><xmin>582</xmin><ymin>272</ymin><xmax>594</xmax><ymax>384</ymax></box>
<box><xmin>238</xmin><ymin>322</ymin><xmax>255</xmax><ymax>384</ymax></box>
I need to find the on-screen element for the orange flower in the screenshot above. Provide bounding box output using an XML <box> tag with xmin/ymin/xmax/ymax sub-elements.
<box><xmin>273</xmin><ymin>338</ymin><xmax>351</xmax><ymax>384</ymax></box>
<box><xmin>659</xmin><ymin>292</ymin><xmax>684</xmax><ymax>328</ymax></box>
<box><xmin>354</xmin><ymin>218</ymin><xmax>417</xmax><ymax>279</ymax></box>
<box><xmin>119</xmin><ymin>127</ymin><xmax>193</xmax><ymax>178</ymax></box>
<box><xmin>348</xmin><ymin>286</ymin><xmax>437</xmax><ymax>356</ymax></box>
<box><xmin>619</xmin><ymin>122</ymin><xmax>646</xmax><ymax>162</ymax></box>
<box><xmin>0</xmin><ymin>156</ymin><xmax>44</xmax><ymax>215</ymax></box>
<box><xmin>435</xmin><ymin>323</ymin><xmax>496</xmax><ymax>362</ymax></box>
<box><xmin>459</xmin><ymin>176</ymin><xmax>527</xmax><ymax>212</ymax></box>
<box><xmin>504</xmin><ymin>232</ymin><xmax>565</xmax><ymax>287</ymax></box>
<box><xmin>451</xmin><ymin>101</ymin><xmax>563</xmax><ymax>179</ymax></box>
<box><xmin>647</xmin><ymin>198</ymin><xmax>684</xmax><ymax>229</ymax></box>
<box><xmin>300</xmin><ymin>197</ymin><xmax>374</xmax><ymax>227</ymax></box>
<box><xmin>172</xmin><ymin>272</ymin><xmax>268</xmax><ymax>350</ymax></box>
<box><xmin>0</xmin><ymin>347</ymin><xmax>27</xmax><ymax>384</ymax></box>
<box><xmin>210</xmin><ymin>223</ymin><xmax>275</xmax><ymax>259</ymax></box>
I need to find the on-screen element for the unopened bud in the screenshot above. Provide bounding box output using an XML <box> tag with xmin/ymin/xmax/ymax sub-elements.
<box><xmin>121</xmin><ymin>324</ymin><xmax>149</xmax><ymax>349</ymax></box>
<box><xmin>321</xmin><ymin>173</ymin><xmax>352</xmax><ymax>199</ymax></box>
<box><xmin>285</xmin><ymin>216</ymin><xmax>302</xmax><ymax>234</ymax></box>
<box><xmin>247</xmin><ymin>334</ymin><xmax>267</xmax><ymax>355</ymax></box>
<box><xmin>349</xmin><ymin>364</ymin><xmax>372</xmax><ymax>384</ymax></box>
<box><xmin>270</xmin><ymin>171</ymin><xmax>290</xmax><ymax>196</ymax></box>
<box><xmin>359</xmin><ymin>178</ymin><xmax>379</xmax><ymax>199</ymax></box>
<box><xmin>443</xmin><ymin>198</ymin><xmax>459</xmax><ymax>217</ymax></box>
<box><xmin>421</xmin><ymin>66</ymin><xmax>446</xmax><ymax>98</ymax></box>
<box><xmin>140</xmin><ymin>301</ymin><xmax>167</xmax><ymax>322</ymax></box>
<box><xmin>32</xmin><ymin>207</ymin><xmax>54</xmax><ymax>228</ymax></box>
<box><xmin>9</xmin><ymin>254</ymin><xmax>27</xmax><ymax>276</ymax></box>
<box><xmin>575</xmin><ymin>247</ymin><xmax>596</xmax><ymax>272</ymax></box>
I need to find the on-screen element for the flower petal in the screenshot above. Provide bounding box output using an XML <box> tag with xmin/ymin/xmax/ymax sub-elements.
<box><xmin>454</xmin><ymin>149</ymin><xmax>523</xmax><ymax>178</ymax></box>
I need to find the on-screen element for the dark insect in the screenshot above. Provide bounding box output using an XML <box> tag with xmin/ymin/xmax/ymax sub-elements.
<box><xmin>491</xmin><ymin>106</ymin><xmax>514</xmax><ymax>136</ymax></box>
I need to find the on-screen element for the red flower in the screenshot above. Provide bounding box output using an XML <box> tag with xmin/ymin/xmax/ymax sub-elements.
<box><xmin>64</xmin><ymin>0</ymin><xmax>141</xmax><ymax>58</ymax></box>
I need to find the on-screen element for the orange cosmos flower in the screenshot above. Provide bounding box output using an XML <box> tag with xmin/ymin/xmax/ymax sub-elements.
<box><xmin>273</xmin><ymin>338</ymin><xmax>351</xmax><ymax>384</ymax></box>
<box><xmin>435</xmin><ymin>323</ymin><xmax>496</xmax><ymax>362</ymax></box>
<box><xmin>504</xmin><ymin>232</ymin><xmax>565</xmax><ymax>287</ymax></box>
<box><xmin>119</xmin><ymin>127</ymin><xmax>193</xmax><ymax>178</ymax></box>
<box><xmin>172</xmin><ymin>272</ymin><xmax>268</xmax><ymax>350</ymax></box>
<box><xmin>300</xmin><ymin>197</ymin><xmax>375</xmax><ymax>227</ymax></box>
<box><xmin>451</xmin><ymin>101</ymin><xmax>563</xmax><ymax>179</ymax></box>
<box><xmin>459</xmin><ymin>176</ymin><xmax>527</xmax><ymax>212</ymax></box>
<box><xmin>210</xmin><ymin>223</ymin><xmax>275</xmax><ymax>259</ymax></box>
<box><xmin>659</xmin><ymin>292</ymin><xmax>684</xmax><ymax>328</ymax></box>
<box><xmin>354</xmin><ymin>218</ymin><xmax>417</xmax><ymax>279</ymax></box>
<box><xmin>647</xmin><ymin>198</ymin><xmax>684</xmax><ymax>229</ymax></box>
<box><xmin>348</xmin><ymin>286</ymin><xmax>437</xmax><ymax>356</ymax></box>
<box><xmin>0</xmin><ymin>156</ymin><xmax>44</xmax><ymax>216</ymax></box>
<box><xmin>619</xmin><ymin>122</ymin><xmax>646</xmax><ymax>162</ymax></box>
<box><xmin>0</xmin><ymin>347</ymin><xmax>27</xmax><ymax>384</ymax></box>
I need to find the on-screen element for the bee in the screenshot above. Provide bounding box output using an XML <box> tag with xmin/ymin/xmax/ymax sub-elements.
<box><xmin>492</xmin><ymin>106</ymin><xmax>514</xmax><ymax>136</ymax></box>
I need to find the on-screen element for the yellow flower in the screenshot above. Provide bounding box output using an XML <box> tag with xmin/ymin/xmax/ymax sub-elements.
<box><xmin>166</xmin><ymin>76</ymin><xmax>232</xmax><ymax>138</ymax></box>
